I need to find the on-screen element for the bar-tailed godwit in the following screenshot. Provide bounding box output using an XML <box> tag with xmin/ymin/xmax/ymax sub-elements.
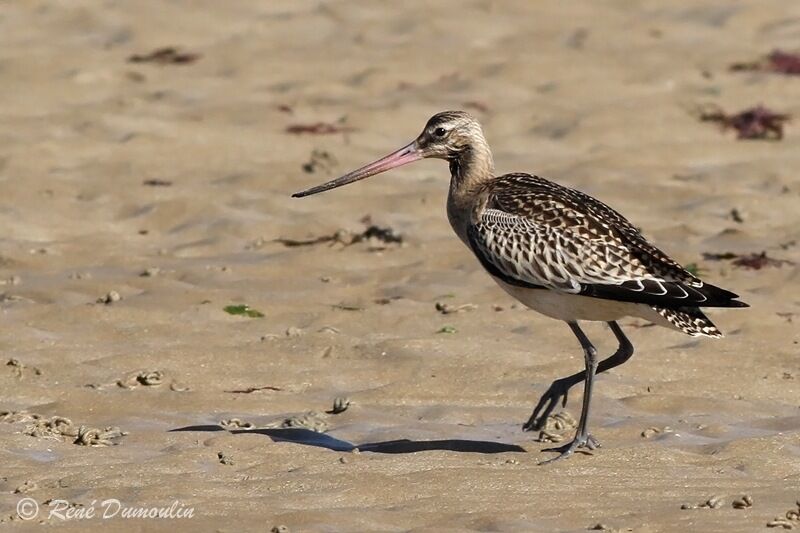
<box><xmin>293</xmin><ymin>111</ymin><xmax>748</xmax><ymax>463</ymax></box>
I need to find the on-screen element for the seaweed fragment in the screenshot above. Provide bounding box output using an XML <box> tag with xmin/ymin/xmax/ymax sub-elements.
<box><xmin>699</xmin><ymin>105</ymin><xmax>790</xmax><ymax>140</ymax></box>
<box><xmin>142</xmin><ymin>179</ymin><xmax>172</xmax><ymax>187</ymax></box>
<box><xmin>730</xmin><ymin>50</ymin><xmax>800</xmax><ymax>75</ymax></box>
<box><xmin>702</xmin><ymin>251</ymin><xmax>793</xmax><ymax>270</ymax></box>
<box><xmin>286</xmin><ymin>122</ymin><xmax>354</xmax><ymax>135</ymax></box>
<box><xmin>302</xmin><ymin>149</ymin><xmax>336</xmax><ymax>174</ymax></box>
<box><xmin>225</xmin><ymin>385</ymin><xmax>282</xmax><ymax>394</ymax></box>
<box><xmin>128</xmin><ymin>47</ymin><xmax>200</xmax><ymax>65</ymax></box>
<box><xmin>276</xmin><ymin>222</ymin><xmax>402</xmax><ymax>250</ymax></box>
<box><xmin>223</xmin><ymin>304</ymin><xmax>265</xmax><ymax>318</ymax></box>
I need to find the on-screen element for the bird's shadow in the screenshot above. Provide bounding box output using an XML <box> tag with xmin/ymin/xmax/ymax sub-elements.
<box><xmin>171</xmin><ymin>425</ymin><xmax>526</xmax><ymax>454</ymax></box>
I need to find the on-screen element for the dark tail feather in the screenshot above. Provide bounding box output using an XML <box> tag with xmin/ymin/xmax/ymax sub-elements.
<box><xmin>653</xmin><ymin>306</ymin><xmax>724</xmax><ymax>338</ymax></box>
<box><xmin>700</xmin><ymin>282</ymin><xmax>749</xmax><ymax>308</ymax></box>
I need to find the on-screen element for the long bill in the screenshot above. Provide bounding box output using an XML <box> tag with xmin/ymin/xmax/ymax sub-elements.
<box><xmin>292</xmin><ymin>141</ymin><xmax>421</xmax><ymax>198</ymax></box>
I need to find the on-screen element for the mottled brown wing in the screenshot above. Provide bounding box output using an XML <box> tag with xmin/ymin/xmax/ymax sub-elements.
<box><xmin>489</xmin><ymin>174</ymin><xmax>700</xmax><ymax>282</ymax></box>
<box><xmin>467</xmin><ymin>174</ymin><xmax>747</xmax><ymax>308</ymax></box>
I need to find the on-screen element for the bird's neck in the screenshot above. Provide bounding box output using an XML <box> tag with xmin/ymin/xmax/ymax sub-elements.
<box><xmin>448</xmin><ymin>140</ymin><xmax>494</xmax><ymax>197</ymax></box>
<box><xmin>446</xmin><ymin>141</ymin><xmax>493</xmax><ymax>242</ymax></box>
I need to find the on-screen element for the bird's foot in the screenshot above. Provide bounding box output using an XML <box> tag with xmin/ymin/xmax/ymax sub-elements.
<box><xmin>522</xmin><ymin>377</ymin><xmax>574</xmax><ymax>432</ymax></box>
<box><xmin>538</xmin><ymin>433</ymin><xmax>600</xmax><ymax>465</ymax></box>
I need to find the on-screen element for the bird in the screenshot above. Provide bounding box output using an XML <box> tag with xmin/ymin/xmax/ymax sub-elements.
<box><xmin>292</xmin><ymin>110</ymin><xmax>748</xmax><ymax>463</ymax></box>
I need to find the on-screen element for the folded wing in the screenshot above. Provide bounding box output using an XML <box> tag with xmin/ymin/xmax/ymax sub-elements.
<box><xmin>468</xmin><ymin>174</ymin><xmax>748</xmax><ymax>309</ymax></box>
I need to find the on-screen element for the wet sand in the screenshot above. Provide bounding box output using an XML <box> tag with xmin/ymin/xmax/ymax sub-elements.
<box><xmin>1</xmin><ymin>0</ymin><xmax>799</xmax><ymax>531</ymax></box>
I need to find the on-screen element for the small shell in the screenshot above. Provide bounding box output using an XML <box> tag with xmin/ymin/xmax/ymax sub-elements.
<box><xmin>767</xmin><ymin>518</ymin><xmax>795</xmax><ymax>529</ymax></box>
<box><xmin>641</xmin><ymin>427</ymin><xmax>660</xmax><ymax>439</ymax></box>
<box><xmin>97</xmin><ymin>290</ymin><xmax>122</xmax><ymax>304</ymax></box>
<box><xmin>732</xmin><ymin>495</ymin><xmax>753</xmax><ymax>509</ymax></box>
<box><xmin>705</xmin><ymin>496</ymin><xmax>724</xmax><ymax>509</ymax></box>
<box><xmin>536</xmin><ymin>430</ymin><xmax>564</xmax><ymax>443</ymax></box>
<box><xmin>220</xmin><ymin>418</ymin><xmax>254</xmax><ymax>429</ymax></box>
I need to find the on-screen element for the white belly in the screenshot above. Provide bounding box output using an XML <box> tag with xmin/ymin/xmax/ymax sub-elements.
<box><xmin>495</xmin><ymin>278</ymin><xmax>665</xmax><ymax>324</ymax></box>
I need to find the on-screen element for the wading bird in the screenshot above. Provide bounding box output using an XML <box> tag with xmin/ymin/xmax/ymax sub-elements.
<box><xmin>292</xmin><ymin>111</ymin><xmax>748</xmax><ymax>463</ymax></box>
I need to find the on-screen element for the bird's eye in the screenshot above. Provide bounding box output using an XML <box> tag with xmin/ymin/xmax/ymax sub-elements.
<box><xmin>433</xmin><ymin>127</ymin><xmax>447</xmax><ymax>137</ymax></box>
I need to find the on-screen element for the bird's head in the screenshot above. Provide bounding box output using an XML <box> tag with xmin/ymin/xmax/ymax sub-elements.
<box><xmin>292</xmin><ymin>110</ymin><xmax>488</xmax><ymax>198</ymax></box>
<box><xmin>414</xmin><ymin>111</ymin><xmax>485</xmax><ymax>160</ymax></box>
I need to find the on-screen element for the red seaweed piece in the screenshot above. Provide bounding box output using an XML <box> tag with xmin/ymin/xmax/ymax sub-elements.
<box><xmin>702</xmin><ymin>251</ymin><xmax>794</xmax><ymax>270</ymax></box>
<box><xmin>699</xmin><ymin>105</ymin><xmax>790</xmax><ymax>140</ymax></box>
<box><xmin>766</xmin><ymin>50</ymin><xmax>800</xmax><ymax>75</ymax></box>
<box><xmin>731</xmin><ymin>252</ymin><xmax>793</xmax><ymax>270</ymax></box>
<box><xmin>730</xmin><ymin>49</ymin><xmax>800</xmax><ymax>76</ymax></box>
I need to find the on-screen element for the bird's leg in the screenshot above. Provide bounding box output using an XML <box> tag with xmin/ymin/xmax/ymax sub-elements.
<box><xmin>539</xmin><ymin>322</ymin><xmax>600</xmax><ymax>464</ymax></box>
<box><xmin>523</xmin><ymin>320</ymin><xmax>633</xmax><ymax>431</ymax></box>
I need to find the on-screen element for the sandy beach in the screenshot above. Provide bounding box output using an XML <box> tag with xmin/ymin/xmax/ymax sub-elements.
<box><xmin>1</xmin><ymin>0</ymin><xmax>799</xmax><ymax>531</ymax></box>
